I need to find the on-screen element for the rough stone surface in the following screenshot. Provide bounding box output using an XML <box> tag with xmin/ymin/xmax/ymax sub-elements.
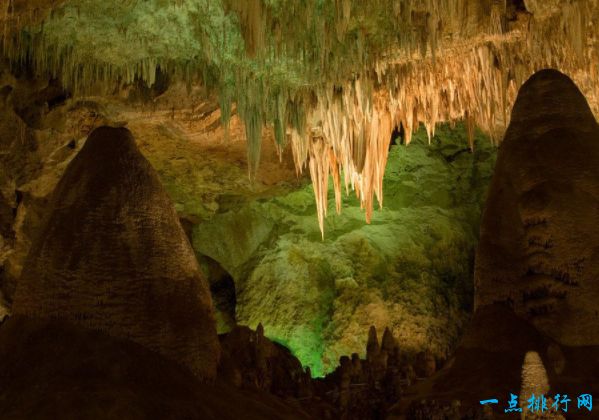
<box><xmin>12</xmin><ymin>126</ymin><xmax>220</xmax><ymax>379</ymax></box>
<box><xmin>218</xmin><ymin>324</ymin><xmax>313</xmax><ymax>399</ymax></box>
<box><xmin>475</xmin><ymin>69</ymin><xmax>599</xmax><ymax>346</ymax></box>
<box><xmin>194</xmin><ymin>123</ymin><xmax>496</xmax><ymax>376</ymax></box>
<box><xmin>395</xmin><ymin>70</ymin><xmax>599</xmax><ymax>417</ymax></box>
<box><xmin>0</xmin><ymin>316</ymin><xmax>309</xmax><ymax>420</ymax></box>
<box><xmin>0</xmin><ymin>70</ymin><xmax>498</xmax><ymax>379</ymax></box>
<box><xmin>0</xmin><ymin>69</ymin><xmax>111</xmax><ymax>304</ymax></box>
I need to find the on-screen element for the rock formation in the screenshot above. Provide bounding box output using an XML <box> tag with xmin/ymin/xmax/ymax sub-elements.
<box><xmin>12</xmin><ymin>126</ymin><xmax>220</xmax><ymax>379</ymax></box>
<box><xmin>317</xmin><ymin>325</ymin><xmax>419</xmax><ymax>419</ymax></box>
<box><xmin>475</xmin><ymin>69</ymin><xmax>599</xmax><ymax>346</ymax></box>
<box><xmin>217</xmin><ymin>322</ymin><xmax>428</xmax><ymax>418</ymax></box>
<box><xmin>1</xmin><ymin>2</ymin><xmax>599</xmax><ymax>416</ymax></box>
<box><xmin>0</xmin><ymin>317</ymin><xmax>309</xmax><ymax>420</ymax></box>
<box><xmin>398</xmin><ymin>69</ymin><xmax>599</xmax><ymax>416</ymax></box>
<box><xmin>4</xmin><ymin>1</ymin><xmax>599</xmax><ymax>237</ymax></box>
<box><xmin>218</xmin><ymin>324</ymin><xmax>313</xmax><ymax>399</ymax></box>
<box><xmin>197</xmin><ymin>123</ymin><xmax>495</xmax><ymax>376</ymax></box>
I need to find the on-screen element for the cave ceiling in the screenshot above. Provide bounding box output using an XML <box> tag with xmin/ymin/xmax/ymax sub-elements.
<box><xmin>1</xmin><ymin>0</ymin><xmax>598</xmax><ymax>235</ymax></box>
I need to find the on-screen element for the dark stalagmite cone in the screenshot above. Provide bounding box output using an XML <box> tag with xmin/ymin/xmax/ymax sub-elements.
<box><xmin>381</xmin><ymin>326</ymin><xmax>397</xmax><ymax>354</ymax></box>
<box><xmin>366</xmin><ymin>325</ymin><xmax>380</xmax><ymax>362</ymax></box>
<box><xmin>475</xmin><ymin>69</ymin><xmax>599</xmax><ymax>346</ymax></box>
<box><xmin>12</xmin><ymin>126</ymin><xmax>220</xmax><ymax>380</ymax></box>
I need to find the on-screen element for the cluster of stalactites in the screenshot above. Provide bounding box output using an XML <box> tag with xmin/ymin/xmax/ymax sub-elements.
<box><xmin>223</xmin><ymin>0</ymin><xmax>527</xmax><ymax>79</ymax></box>
<box><xmin>1</xmin><ymin>32</ymin><xmax>203</xmax><ymax>96</ymax></box>
<box><xmin>293</xmin><ymin>55</ymin><xmax>508</xmax><ymax>238</ymax></box>
<box><xmin>0</xmin><ymin>0</ymin><xmax>217</xmax><ymax>96</ymax></box>
<box><xmin>2</xmin><ymin>0</ymin><xmax>599</xmax><ymax>237</ymax></box>
<box><xmin>287</xmin><ymin>0</ymin><xmax>599</xmax><ymax>237</ymax></box>
<box><xmin>301</xmin><ymin>81</ymin><xmax>394</xmax><ymax>237</ymax></box>
<box><xmin>1</xmin><ymin>1</ymin><xmax>59</xmax><ymax>35</ymax></box>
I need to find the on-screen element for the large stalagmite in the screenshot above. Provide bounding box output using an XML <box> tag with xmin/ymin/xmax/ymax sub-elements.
<box><xmin>395</xmin><ymin>70</ymin><xmax>599</xmax><ymax>415</ymax></box>
<box><xmin>475</xmin><ymin>69</ymin><xmax>599</xmax><ymax>346</ymax></box>
<box><xmin>12</xmin><ymin>126</ymin><xmax>220</xmax><ymax>379</ymax></box>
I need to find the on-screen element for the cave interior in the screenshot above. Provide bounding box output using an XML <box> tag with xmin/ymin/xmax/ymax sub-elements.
<box><xmin>0</xmin><ymin>1</ymin><xmax>599</xmax><ymax>419</ymax></box>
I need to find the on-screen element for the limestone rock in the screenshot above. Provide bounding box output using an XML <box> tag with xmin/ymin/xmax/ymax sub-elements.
<box><xmin>411</xmin><ymin>71</ymin><xmax>599</xmax><ymax>415</ymax></box>
<box><xmin>475</xmin><ymin>69</ymin><xmax>599</xmax><ymax>346</ymax></box>
<box><xmin>366</xmin><ymin>326</ymin><xmax>380</xmax><ymax>363</ymax></box>
<box><xmin>0</xmin><ymin>71</ymin><xmax>111</xmax><ymax>303</ymax></box>
<box><xmin>196</xmin><ymin>123</ymin><xmax>496</xmax><ymax>375</ymax></box>
<box><xmin>12</xmin><ymin>126</ymin><xmax>219</xmax><ymax>379</ymax></box>
<box><xmin>218</xmin><ymin>325</ymin><xmax>313</xmax><ymax>399</ymax></box>
<box><xmin>381</xmin><ymin>327</ymin><xmax>398</xmax><ymax>355</ymax></box>
<box><xmin>317</xmin><ymin>326</ymin><xmax>413</xmax><ymax>418</ymax></box>
<box><xmin>414</xmin><ymin>350</ymin><xmax>436</xmax><ymax>378</ymax></box>
<box><xmin>0</xmin><ymin>316</ymin><xmax>308</xmax><ymax>420</ymax></box>
<box><xmin>519</xmin><ymin>351</ymin><xmax>550</xmax><ymax>408</ymax></box>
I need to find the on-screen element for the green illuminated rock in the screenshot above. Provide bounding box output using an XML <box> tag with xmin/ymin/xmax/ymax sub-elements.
<box><xmin>134</xmin><ymin>118</ymin><xmax>495</xmax><ymax>377</ymax></box>
<box><xmin>186</xmin><ymin>123</ymin><xmax>496</xmax><ymax>377</ymax></box>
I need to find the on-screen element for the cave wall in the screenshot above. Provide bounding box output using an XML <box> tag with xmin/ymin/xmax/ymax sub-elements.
<box><xmin>0</xmin><ymin>62</ymin><xmax>498</xmax><ymax>376</ymax></box>
<box><xmin>0</xmin><ymin>66</ymin><xmax>104</xmax><ymax>312</ymax></box>
<box><xmin>184</xmin><ymin>124</ymin><xmax>497</xmax><ymax>376</ymax></box>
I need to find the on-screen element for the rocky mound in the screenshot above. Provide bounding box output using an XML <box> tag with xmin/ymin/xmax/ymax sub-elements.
<box><xmin>475</xmin><ymin>68</ymin><xmax>599</xmax><ymax>346</ymax></box>
<box><xmin>0</xmin><ymin>316</ymin><xmax>308</xmax><ymax>420</ymax></box>
<box><xmin>393</xmin><ymin>69</ymin><xmax>599</xmax><ymax>417</ymax></box>
<box><xmin>218</xmin><ymin>325</ymin><xmax>313</xmax><ymax>398</ymax></box>
<box><xmin>12</xmin><ymin>126</ymin><xmax>219</xmax><ymax>379</ymax></box>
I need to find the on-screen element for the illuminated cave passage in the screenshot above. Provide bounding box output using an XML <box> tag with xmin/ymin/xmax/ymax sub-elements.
<box><xmin>1</xmin><ymin>1</ymin><xmax>599</xmax><ymax>419</ymax></box>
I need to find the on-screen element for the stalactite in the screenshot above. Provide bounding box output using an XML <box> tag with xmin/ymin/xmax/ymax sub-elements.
<box><xmin>223</xmin><ymin>0</ymin><xmax>266</xmax><ymax>57</ymax></box>
<box><xmin>2</xmin><ymin>0</ymin><xmax>599</xmax><ymax>237</ymax></box>
<box><xmin>296</xmin><ymin>0</ymin><xmax>599</xmax><ymax>235</ymax></box>
<box><xmin>490</xmin><ymin>0</ymin><xmax>505</xmax><ymax>35</ymax></box>
<box><xmin>308</xmin><ymin>133</ymin><xmax>331</xmax><ymax>239</ymax></box>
